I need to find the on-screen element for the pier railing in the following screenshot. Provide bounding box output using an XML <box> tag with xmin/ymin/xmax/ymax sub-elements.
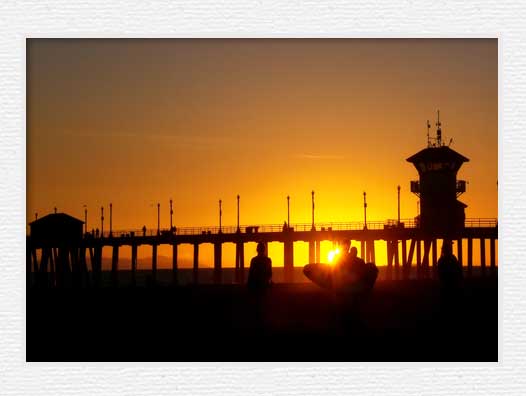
<box><xmin>94</xmin><ymin>218</ymin><xmax>497</xmax><ymax>239</ymax></box>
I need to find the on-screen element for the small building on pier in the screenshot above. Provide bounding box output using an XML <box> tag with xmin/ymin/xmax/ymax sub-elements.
<box><xmin>407</xmin><ymin>112</ymin><xmax>468</xmax><ymax>236</ymax></box>
<box><xmin>29</xmin><ymin>212</ymin><xmax>84</xmax><ymax>247</ymax></box>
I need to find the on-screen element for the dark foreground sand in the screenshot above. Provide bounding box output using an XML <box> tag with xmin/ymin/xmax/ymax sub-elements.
<box><xmin>27</xmin><ymin>276</ymin><xmax>497</xmax><ymax>361</ymax></box>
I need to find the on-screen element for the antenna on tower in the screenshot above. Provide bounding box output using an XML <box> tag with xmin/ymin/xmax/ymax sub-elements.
<box><xmin>426</xmin><ymin>120</ymin><xmax>431</xmax><ymax>147</ymax></box>
<box><xmin>436</xmin><ymin>110</ymin><xmax>442</xmax><ymax>146</ymax></box>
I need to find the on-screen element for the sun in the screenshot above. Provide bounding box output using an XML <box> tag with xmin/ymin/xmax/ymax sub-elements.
<box><xmin>327</xmin><ymin>248</ymin><xmax>340</xmax><ymax>264</ymax></box>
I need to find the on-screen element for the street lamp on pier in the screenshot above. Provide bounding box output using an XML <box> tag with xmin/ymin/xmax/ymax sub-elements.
<box><xmin>311</xmin><ymin>190</ymin><xmax>315</xmax><ymax>230</ymax></box>
<box><xmin>237</xmin><ymin>195</ymin><xmax>240</xmax><ymax>232</ymax></box>
<box><xmin>219</xmin><ymin>199</ymin><xmax>222</xmax><ymax>233</ymax></box>
<box><xmin>170</xmin><ymin>199</ymin><xmax>173</xmax><ymax>232</ymax></box>
<box><xmin>397</xmin><ymin>185</ymin><xmax>401</xmax><ymax>225</ymax></box>
<box><xmin>287</xmin><ymin>195</ymin><xmax>290</xmax><ymax>229</ymax></box>
<box><xmin>157</xmin><ymin>203</ymin><xmax>160</xmax><ymax>235</ymax></box>
<box><xmin>363</xmin><ymin>192</ymin><xmax>367</xmax><ymax>229</ymax></box>
<box><xmin>101</xmin><ymin>206</ymin><xmax>104</xmax><ymax>237</ymax></box>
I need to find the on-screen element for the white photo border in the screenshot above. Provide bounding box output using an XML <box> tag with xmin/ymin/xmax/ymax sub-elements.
<box><xmin>1</xmin><ymin>1</ymin><xmax>523</xmax><ymax>395</ymax></box>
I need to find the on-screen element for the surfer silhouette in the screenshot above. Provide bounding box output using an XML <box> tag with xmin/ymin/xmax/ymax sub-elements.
<box><xmin>348</xmin><ymin>246</ymin><xmax>366</xmax><ymax>272</ymax></box>
<box><xmin>337</xmin><ymin>239</ymin><xmax>352</xmax><ymax>267</ymax></box>
<box><xmin>332</xmin><ymin>241</ymin><xmax>374</xmax><ymax>291</ymax></box>
<box><xmin>247</xmin><ymin>242</ymin><xmax>272</xmax><ymax>291</ymax></box>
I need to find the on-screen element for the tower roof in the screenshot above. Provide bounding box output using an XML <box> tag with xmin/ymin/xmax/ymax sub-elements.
<box><xmin>406</xmin><ymin>145</ymin><xmax>469</xmax><ymax>164</ymax></box>
<box><xmin>29</xmin><ymin>212</ymin><xmax>84</xmax><ymax>226</ymax></box>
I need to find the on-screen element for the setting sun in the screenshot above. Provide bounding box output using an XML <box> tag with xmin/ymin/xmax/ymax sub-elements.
<box><xmin>327</xmin><ymin>248</ymin><xmax>340</xmax><ymax>264</ymax></box>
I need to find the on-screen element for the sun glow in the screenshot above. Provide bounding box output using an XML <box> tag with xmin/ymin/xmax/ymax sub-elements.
<box><xmin>327</xmin><ymin>248</ymin><xmax>340</xmax><ymax>264</ymax></box>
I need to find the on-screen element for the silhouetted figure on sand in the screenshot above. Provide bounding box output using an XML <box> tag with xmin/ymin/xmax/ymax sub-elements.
<box><xmin>336</xmin><ymin>239</ymin><xmax>352</xmax><ymax>267</ymax></box>
<box><xmin>247</xmin><ymin>242</ymin><xmax>272</xmax><ymax>291</ymax></box>
<box><xmin>348</xmin><ymin>246</ymin><xmax>366</xmax><ymax>273</ymax></box>
<box><xmin>333</xmin><ymin>241</ymin><xmax>377</xmax><ymax>294</ymax></box>
<box><xmin>437</xmin><ymin>240</ymin><xmax>463</xmax><ymax>291</ymax></box>
<box><xmin>334</xmin><ymin>242</ymin><xmax>366</xmax><ymax>283</ymax></box>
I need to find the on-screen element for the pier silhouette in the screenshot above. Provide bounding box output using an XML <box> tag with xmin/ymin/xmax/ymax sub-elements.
<box><xmin>27</xmin><ymin>113</ymin><xmax>498</xmax><ymax>288</ymax></box>
<box><xmin>27</xmin><ymin>216</ymin><xmax>497</xmax><ymax>288</ymax></box>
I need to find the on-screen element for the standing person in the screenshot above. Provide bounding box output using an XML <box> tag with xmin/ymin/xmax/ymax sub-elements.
<box><xmin>437</xmin><ymin>239</ymin><xmax>463</xmax><ymax>290</ymax></box>
<box><xmin>348</xmin><ymin>246</ymin><xmax>366</xmax><ymax>271</ymax></box>
<box><xmin>247</xmin><ymin>242</ymin><xmax>272</xmax><ymax>291</ymax></box>
<box><xmin>334</xmin><ymin>241</ymin><xmax>365</xmax><ymax>287</ymax></box>
<box><xmin>338</xmin><ymin>239</ymin><xmax>352</xmax><ymax>268</ymax></box>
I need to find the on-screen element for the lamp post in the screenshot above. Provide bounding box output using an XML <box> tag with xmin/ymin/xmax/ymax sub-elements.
<box><xmin>219</xmin><ymin>199</ymin><xmax>222</xmax><ymax>233</ymax></box>
<box><xmin>363</xmin><ymin>192</ymin><xmax>367</xmax><ymax>229</ymax></box>
<box><xmin>170</xmin><ymin>199</ymin><xmax>173</xmax><ymax>231</ymax></box>
<box><xmin>311</xmin><ymin>190</ymin><xmax>315</xmax><ymax>230</ymax></box>
<box><xmin>101</xmin><ymin>206</ymin><xmax>104</xmax><ymax>237</ymax></box>
<box><xmin>157</xmin><ymin>203</ymin><xmax>160</xmax><ymax>235</ymax></box>
<box><xmin>287</xmin><ymin>195</ymin><xmax>290</xmax><ymax>228</ymax></box>
<box><xmin>397</xmin><ymin>185</ymin><xmax>401</xmax><ymax>225</ymax></box>
<box><xmin>236</xmin><ymin>195</ymin><xmax>240</xmax><ymax>232</ymax></box>
<box><xmin>109</xmin><ymin>203</ymin><xmax>113</xmax><ymax>237</ymax></box>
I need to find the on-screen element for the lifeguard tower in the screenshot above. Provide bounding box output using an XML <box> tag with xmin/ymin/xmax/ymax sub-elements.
<box><xmin>407</xmin><ymin>111</ymin><xmax>469</xmax><ymax>236</ymax></box>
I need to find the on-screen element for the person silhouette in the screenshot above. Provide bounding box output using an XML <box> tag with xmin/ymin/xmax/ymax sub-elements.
<box><xmin>348</xmin><ymin>246</ymin><xmax>366</xmax><ymax>271</ymax></box>
<box><xmin>334</xmin><ymin>241</ymin><xmax>366</xmax><ymax>287</ymax></box>
<box><xmin>247</xmin><ymin>242</ymin><xmax>272</xmax><ymax>291</ymax></box>
<box><xmin>333</xmin><ymin>240</ymin><xmax>379</xmax><ymax>295</ymax></box>
<box><xmin>437</xmin><ymin>239</ymin><xmax>463</xmax><ymax>290</ymax></box>
<box><xmin>142</xmin><ymin>225</ymin><xmax>147</xmax><ymax>236</ymax></box>
<box><xmin>340</xmin><ymin>239</ymin><xmax>351</xmax><ymax>259</ymax></box>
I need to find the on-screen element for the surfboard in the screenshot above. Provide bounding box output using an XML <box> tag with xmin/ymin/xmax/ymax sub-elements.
<box><xmin>303</xmin><ymin>262</ymin><xmax>378</xmax><ymax>293</ymax></box>
<box><xmin>303</xmin><ymin>263</ymin><xmax>334</xmax><ymax>289</ymax></box>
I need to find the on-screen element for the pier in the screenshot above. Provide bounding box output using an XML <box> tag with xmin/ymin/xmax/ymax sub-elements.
<box><xmin>27</xmin><ymin>114</ymin><xmax>498</xmax><ymax>288</ymax></box>
<box><xmin>27</xmin><ymin>217</ymin><xmax>497</xmax><ymax>287</ymax></box>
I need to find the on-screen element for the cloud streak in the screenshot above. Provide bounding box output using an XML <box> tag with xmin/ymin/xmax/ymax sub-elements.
<box><xmin>295</xmin><ymin>153</ymin><xmax>345</xmax><ymax>160</ymax></box>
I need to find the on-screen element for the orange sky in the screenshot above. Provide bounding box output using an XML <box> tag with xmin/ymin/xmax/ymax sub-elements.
<box><xmin>27</xmin><ymin>39</ymin><xmax>498</xmax><ymax>266</ymax></box>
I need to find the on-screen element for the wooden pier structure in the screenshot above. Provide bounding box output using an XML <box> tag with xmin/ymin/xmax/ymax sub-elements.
<box><xmin>27</xmin><ymin>217</ymin><xmax>498</xmax><ymax>287</ymax></box>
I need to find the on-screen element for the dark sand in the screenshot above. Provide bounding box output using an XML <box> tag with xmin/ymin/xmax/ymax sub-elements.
<box><xmin>27</xmin><ymin>276</ymin><xmax>497</xmax><ymax>361</ymax></box>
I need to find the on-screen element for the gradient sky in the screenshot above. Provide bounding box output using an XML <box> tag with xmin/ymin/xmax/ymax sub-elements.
<box><xmin>27</xmin><ymin>39</ymin><xmax>498</xmax><ymax>266</ymax></box>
